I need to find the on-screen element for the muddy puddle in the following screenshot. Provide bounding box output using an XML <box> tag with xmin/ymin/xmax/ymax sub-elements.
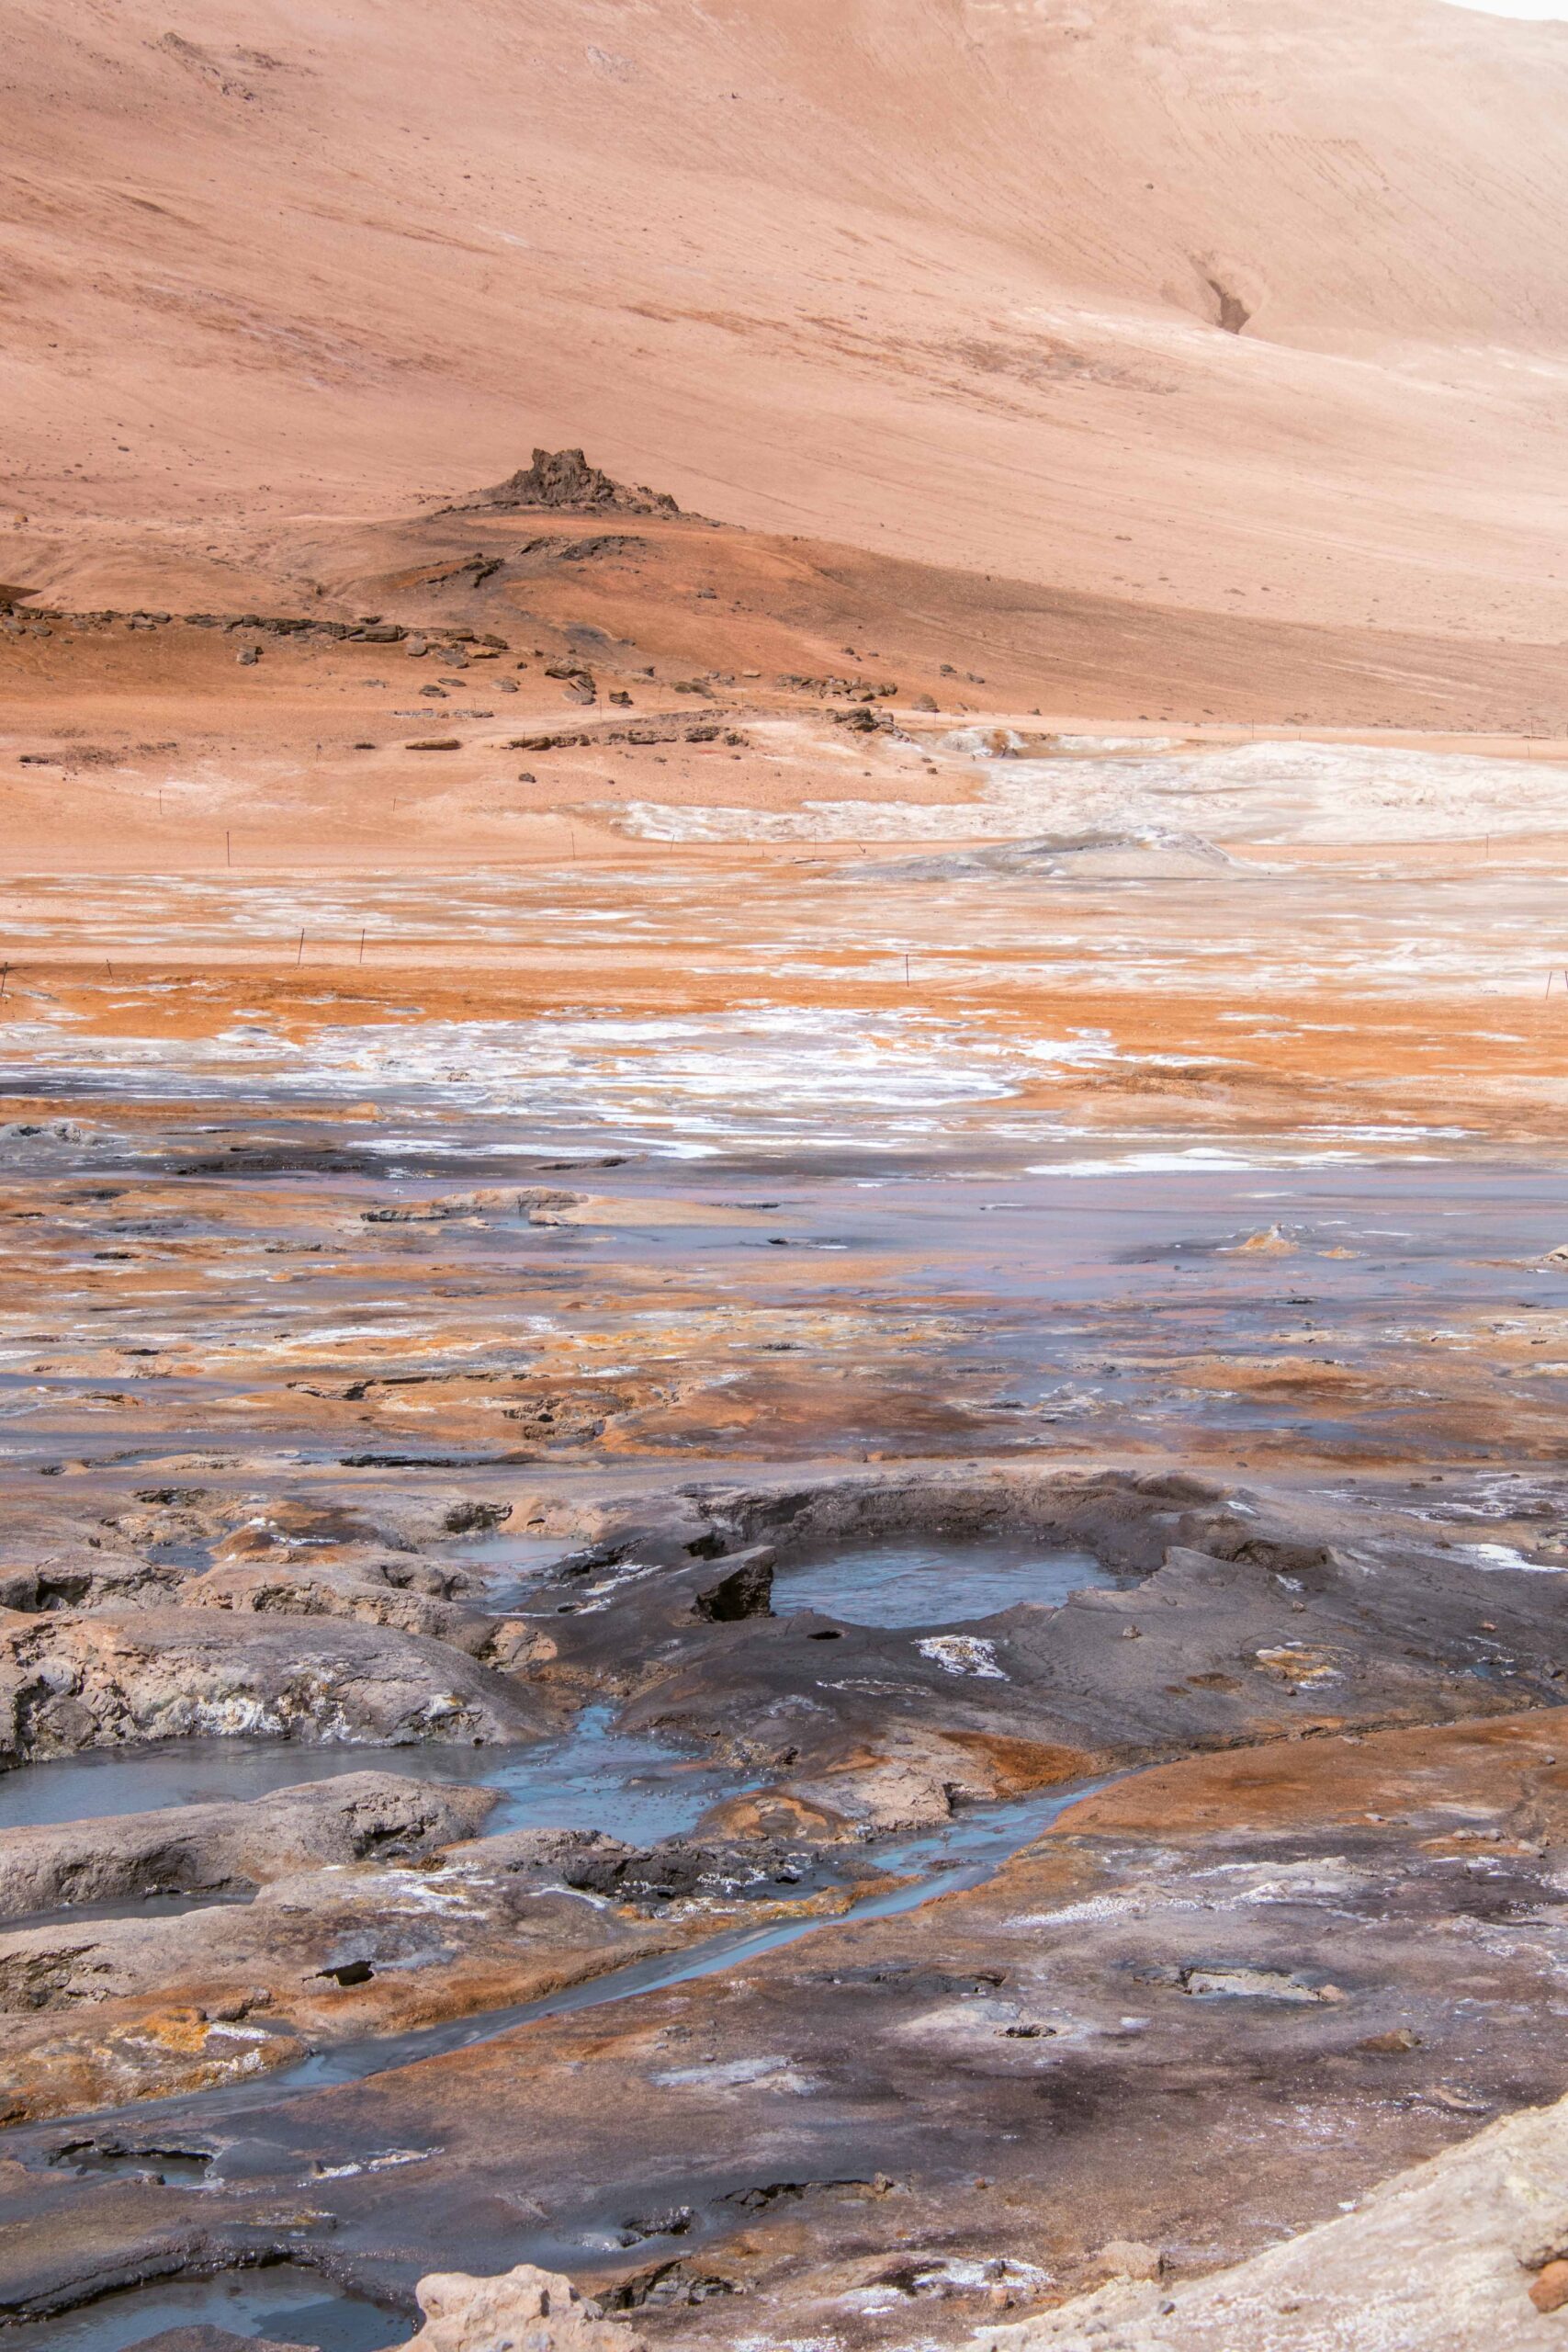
<box><xmin>0</xmin><ymin>1708</ymin><xmax>749</xmax><ymax>1844</ymax></box>
<box><xmin>447</xmin><ymin>1530</ymin><xmax>574</xmax><ymax>1611</ymax></box>
<box><xmin>1</xmin><ymin>1888</ymin><xmax>255</xmax><ymax>1935</ymax></box>
<box><xmin>276</xmin><ymin>1774</ymin><xmax>1111</xmax><ymax>2100</ymax></box>
<box><xmin>772</xmin><ymin>1533</ymin><xmax>1118</xmax><ymax>1624</ymax></box>
<box><xmin>0</xmin><ymin>2260</ymin><xmax>403</xmax><ymax>2351</ymax></box>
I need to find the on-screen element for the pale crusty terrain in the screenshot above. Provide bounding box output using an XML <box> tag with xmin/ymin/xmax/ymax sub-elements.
<box><xmin>975</xmin><ymin>2080</ymin><xmax>1568</xmax><ymax>2349</ymax></box>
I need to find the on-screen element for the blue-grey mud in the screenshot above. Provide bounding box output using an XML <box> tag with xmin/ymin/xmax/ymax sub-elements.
<box><xmin>3</xmin><ymin>565</ymin><xmax>1567</xmax><ymax>2352</ymax></box>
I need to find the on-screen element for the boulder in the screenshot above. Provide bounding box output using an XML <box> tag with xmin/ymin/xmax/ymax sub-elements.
<box><xmin>400</xmin><ymin>2261</ymin><xmax>648</xmax><ymax>2352</ymax></box>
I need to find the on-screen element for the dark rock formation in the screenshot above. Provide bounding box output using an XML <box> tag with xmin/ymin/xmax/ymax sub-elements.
<box><xmin>455</xmin><ymin>448</ymin><xmax>679</xmax><ymax>517</ymax></box>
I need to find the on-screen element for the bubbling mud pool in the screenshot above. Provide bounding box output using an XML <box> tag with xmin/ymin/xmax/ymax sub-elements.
<box><xmin>772</xmin><ymin>1533</ymin><xmax>1119</xmax><ymax>1624</ymax></box>
<box><xmin>0</xmin><ymin>2260</ymin><xmax>402</xmax><ymax>2351</ymax></box>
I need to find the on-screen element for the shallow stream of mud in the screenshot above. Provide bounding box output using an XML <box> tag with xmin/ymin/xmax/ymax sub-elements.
<box><xmin>9</xmin><ymin>1770</ymin><xmax>1113</xmax><ymax>2142</ymax></box>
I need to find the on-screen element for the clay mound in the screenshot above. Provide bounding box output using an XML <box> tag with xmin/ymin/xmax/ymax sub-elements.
<box><xmin>453</xmin><ymin>447</ymin><xmax>679</xmax><ymax>519</ymax></box>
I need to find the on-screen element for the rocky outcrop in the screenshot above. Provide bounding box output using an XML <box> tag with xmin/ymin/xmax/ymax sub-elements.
<box><xmin>452</xmin><ymin>447</ymin><xmax>679</xmax><ymax>517</ymax></box>
<box><xmin>0</xmin><ymin>1770</ymin><xmax>495</xmax><ymax>1919</ymax></box>
<box><xmin>692</xmin><ymin>1545</ymin><xmax>774</xmax><ymax>1623</ymax></box>
<box><xmin>399</xmin><ymin>2261</ymin><xmax>649</xmax><ymax>2352</ymax></box>
<box><xmin>176</xmin><ymin>1562</ymin><xmax>492</xmax><ymax>1655</ymax></box>
<box><xmin>971</xmin><ymin>2086</ymin><xmax>1568</xmax><ymax>2349</ymax></box>
<box><xmin>0</xmin><ymin>1609</ymin><xmax>542</xmax><ymax>1763</ymax></box>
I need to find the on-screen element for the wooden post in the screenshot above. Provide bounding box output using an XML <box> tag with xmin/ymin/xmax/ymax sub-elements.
<box><xmin>296</xmin><ymin>928</ymin><xmax>305</xmax><ymax>967</ymax></box>
<box><xmin>358</xmin><ymin>927</ymin><xmax>367</xmax><ymax>966</ymax></box>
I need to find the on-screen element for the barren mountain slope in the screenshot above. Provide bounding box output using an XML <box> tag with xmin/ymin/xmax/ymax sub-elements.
<box><xmin>5</xmin><ymin>0</ymin><xmax>1568</xmax><ymax>641</ymax></box>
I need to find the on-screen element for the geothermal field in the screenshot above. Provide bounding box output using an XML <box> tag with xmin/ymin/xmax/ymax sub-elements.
<box><xmin>3</xmin><ymin>3</ymin><xmax>1568</xmax><ymax>2349</ymax></box>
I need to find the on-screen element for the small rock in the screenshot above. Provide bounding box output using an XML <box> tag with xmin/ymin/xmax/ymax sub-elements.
<box><xmin>1427</xmin><ymin>2085</ymin><xmax>1490</xmax><ymax>2114</ymax></box>
<box><xmin>1531</xmin><ymin>2260</ymin><xmax>1568</xmax><ymax>2315</ymax></box>
<box><xmin>236</xmin><ymin>646</ymin><xmax>260</xmax><ymax>664</ymax></box>
<box><xmin>1359</xmin><ymin>2027</ymin><xmax>1421</xmax><ymax>2053</ymax></box>
<box><xmin>1097</xmin><ymin>2240</ymin><xmax>1165</xmax><ymax>2282</ymax></box>
<box><xmin>910</xmin><ymin>692</ymin><xmax>939</xmax><ymax>711</ymax></box>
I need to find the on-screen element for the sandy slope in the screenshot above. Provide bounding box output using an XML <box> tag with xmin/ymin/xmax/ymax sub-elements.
<box><xmin>4</xmin><ymin>0</ymin><xmax>1568</xmax><ymax>650</ymax></box>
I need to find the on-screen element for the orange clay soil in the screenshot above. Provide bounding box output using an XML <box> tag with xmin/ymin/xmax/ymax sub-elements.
<box><xmin>6</xmin><ymin>0</ymin><xmax>1568</xmax><ymax>659</ymax></box>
